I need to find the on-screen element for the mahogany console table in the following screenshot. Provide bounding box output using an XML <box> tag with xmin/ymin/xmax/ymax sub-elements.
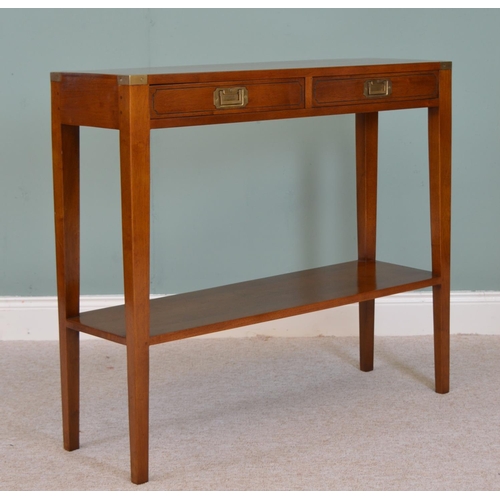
<box><xmin>51</xmin><ymin>59</ymin><xmax>451</xmax><ymax>484</ymax></box>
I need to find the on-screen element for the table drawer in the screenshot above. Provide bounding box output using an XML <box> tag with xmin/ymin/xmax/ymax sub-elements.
<box><xmin>312</xmin><ymin>73</ymin><xmax>438</xmax><ymax>107</ymax></box>
<box><xmin>150</xmin><ymin>79</ymin><xmax>304</xmax><ymax>118</ymax></box>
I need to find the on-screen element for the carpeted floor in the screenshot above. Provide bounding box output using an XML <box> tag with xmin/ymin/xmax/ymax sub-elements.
<box><xmin>1</xmin><ymin>334</ymin><xmax>500</xmax><ymax>490</ymax></box>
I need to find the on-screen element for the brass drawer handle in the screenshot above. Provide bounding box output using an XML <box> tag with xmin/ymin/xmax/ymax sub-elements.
<box><xmin>364</xmin><ymin>79</ymin><xmax>392</xmax><ymax>97</ymax></box>
<box><xmin>214</xmin><ymin>87</ymin><xmax>248</xmax><ymax>109</ymax></box>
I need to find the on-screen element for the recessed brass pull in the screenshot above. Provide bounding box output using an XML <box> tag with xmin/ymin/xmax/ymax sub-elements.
<box><xmin>364</xmin><ymin>79</ymin><xmax>392</xmax><ymax>97</ymax></box>
<box><xmin>214</xmin><ymin>87</ymin><xmax>248</xmax><ymax>109</ymax></box>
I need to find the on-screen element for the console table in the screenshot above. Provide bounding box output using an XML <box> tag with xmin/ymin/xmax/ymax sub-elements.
<box><xmin>51</xmin><ymin>59</ymin><xmax>451</xmax><ymax>484</ymax></box>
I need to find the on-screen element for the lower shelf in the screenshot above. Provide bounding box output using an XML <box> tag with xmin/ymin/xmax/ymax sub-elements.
<box><xmin>67</xmin><ymin>260</ymin><xmax>439</xmax><ymax>345</ymax></box>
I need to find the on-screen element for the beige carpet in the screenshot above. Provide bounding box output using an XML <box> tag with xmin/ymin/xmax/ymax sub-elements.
<box><xmin>1</xmin><ymin>334</ymin><xmax>500</xmax><ymax>490</ymax></box>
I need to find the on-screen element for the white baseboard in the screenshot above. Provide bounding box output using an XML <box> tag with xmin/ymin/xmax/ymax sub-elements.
<box><xmin>1</xmin><ymin>292</ymin><xmax>500</xmax><ymax>341</ymax></box>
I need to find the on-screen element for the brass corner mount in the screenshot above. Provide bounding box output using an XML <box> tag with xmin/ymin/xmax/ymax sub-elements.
<box><xmin>117</xmin><ymin>75</ymin><xmax>148</xmax><ymax>86</ymax></box>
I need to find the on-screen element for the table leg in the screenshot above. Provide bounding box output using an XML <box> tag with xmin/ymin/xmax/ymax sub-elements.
<box><xmin>52</xmin><ymin>80</ymin><xmax>81</xmax><ymax>451</ymax></box>
<box><xmin>428</xmin><ymin>67</ymin><xmax>452</xmax><ymax>394</ymax></box>
<box><xmin>355</xmin><ymin>112</ymin><xmax>379</xmax><ymax>372</ymax></box>
<box><xmin>119</xmin><ymin>82</ymin><xmax>151</xmax><ymax>484</ymax></box>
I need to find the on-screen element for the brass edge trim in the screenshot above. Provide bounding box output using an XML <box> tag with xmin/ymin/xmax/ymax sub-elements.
<box><xmin>50</xmin><ymin>72</ymin><xmax>62</xmax><ymax>82</ymax></box>
<box><xmin>117</xmin><ymin>74</ymin><xmax>148</xmax><ymax>86</ymax></box>
<box><xmin>440</xmin><ymin>61</ymin><xmax>452</xmax><ymax>70</ymax></box>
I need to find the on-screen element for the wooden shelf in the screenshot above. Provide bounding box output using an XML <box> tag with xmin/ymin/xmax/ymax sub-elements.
<box><xmin>67</xmin><ymin>260</ymin><xmax>439</xmax><ymax>345</ymax></box>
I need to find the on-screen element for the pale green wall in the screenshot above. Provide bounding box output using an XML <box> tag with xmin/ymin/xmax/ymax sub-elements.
<box><xmin>1</xmin><ymin>9</ymin><xmax>499</xmax><ymax>295</ymax></box>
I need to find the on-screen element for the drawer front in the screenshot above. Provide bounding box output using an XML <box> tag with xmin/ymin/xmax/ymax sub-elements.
<box><xmin>150</xmin><ymin>79</ymin><xmax>304</xmax><ymax>118</ymax></box>
<box><xmin>313</xmin><ymin>73</ymin><xmax>438</xmax><ymax>107</ymax></box>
